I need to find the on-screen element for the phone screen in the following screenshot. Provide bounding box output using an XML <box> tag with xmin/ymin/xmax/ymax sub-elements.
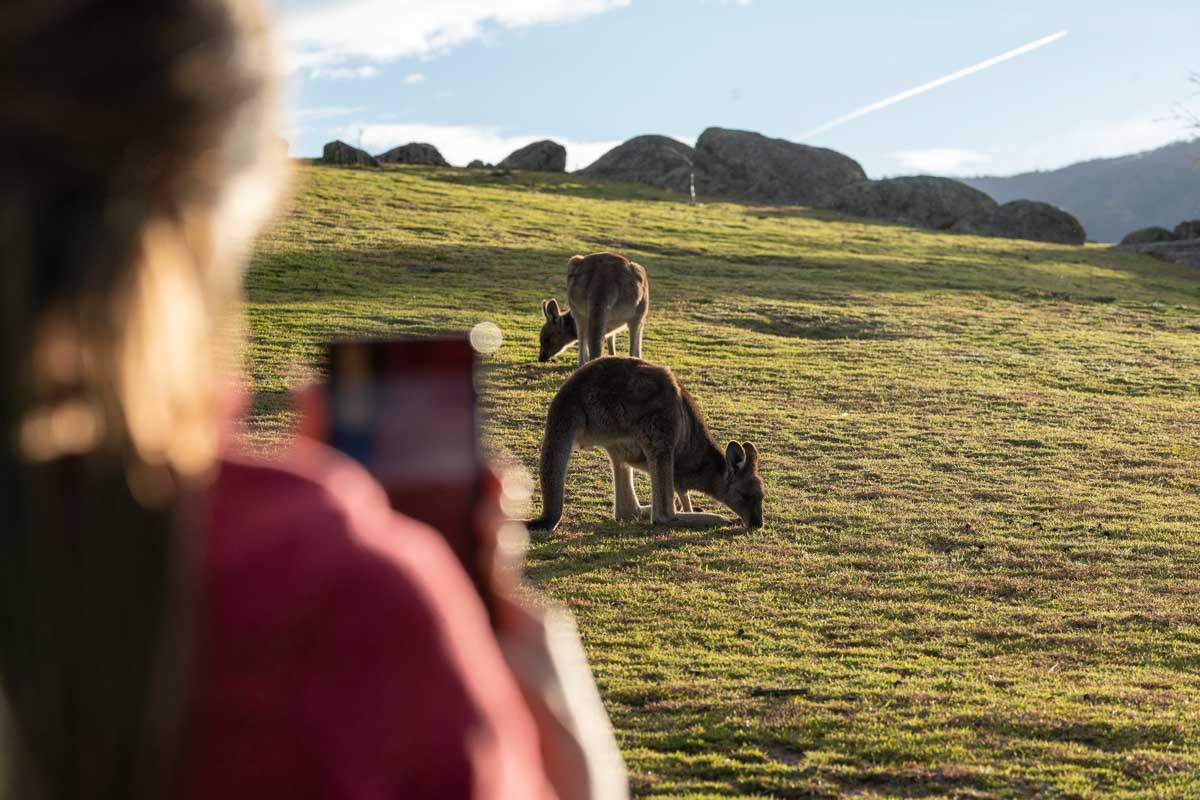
<box><xmin>325</xmin><ymin>337</ymin><xmax>489</xmax><ymax>610</ymax></box>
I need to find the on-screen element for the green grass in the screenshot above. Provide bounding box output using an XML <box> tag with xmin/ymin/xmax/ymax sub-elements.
<box><xmin>246</xmin><ymin>162</ymin><xmax>1200</xmax><ymax>798</ymax></box>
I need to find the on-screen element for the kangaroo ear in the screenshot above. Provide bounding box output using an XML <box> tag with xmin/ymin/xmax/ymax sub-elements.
<box><xmin>543</xmin><ymin>298</ymin><xmax>560</xmax><ymax>321</ymax></box>
<box><xmin>726</xmin><ymin>441</ymin><xmax>746</xmax><ymax>473</ymax></box>
<box><xmin>742</xmin><ymin>441</ymin><xmax>759</xmax><ymax>469</ymax></box>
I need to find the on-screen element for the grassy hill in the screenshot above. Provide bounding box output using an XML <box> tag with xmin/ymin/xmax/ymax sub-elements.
<box><xmin>246</xmin><ymin>163</ymin><xmax>1200</xmax><ymax>798</ymax></box>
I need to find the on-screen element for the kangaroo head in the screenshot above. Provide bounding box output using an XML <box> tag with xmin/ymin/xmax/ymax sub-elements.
<box><xmin>719</xmin><ymin>441</ymin><xmax>764</xmax><ymax>529</ymax></box>
<box><xmin>538</xmin><ymin>298</ymin><xmax>576</xmax><ymax>362</ymax></box>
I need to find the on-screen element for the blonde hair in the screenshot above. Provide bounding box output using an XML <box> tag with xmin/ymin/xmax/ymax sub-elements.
<box><xmin>0</xmin><ymin>0</ymin><xmax>284</xmax><ymax>796</ymax></box>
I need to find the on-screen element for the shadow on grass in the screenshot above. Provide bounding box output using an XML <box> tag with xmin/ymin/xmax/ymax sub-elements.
<box><xmin>248</xmin><ymin>230</ymin><xmax>1199</xmax><ymax>318</ymax></box>
<box><xmin>717</xmin><ymin>308</ymin><xmax>908</xmax><ymax>341</ymax></box>
<box><xmin>525</xmin><ymin>523</ymin><xmax>744</xmax><ymax>584</ymax></box>
<box><xmin>947</xmin><ymin>713</ymin><xmax>1185</xmax><ymax>755</ymax></box>
<box><xmin>811</xmin><ymin>765</ymin><xmax>1071</xmax><ymax>800</ymax></box>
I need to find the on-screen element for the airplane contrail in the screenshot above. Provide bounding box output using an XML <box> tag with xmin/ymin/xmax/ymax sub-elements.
<box><xmin>802</xmin><ymin>30</ymin><xmax>1069</xmax><ymax>139</ymax></box>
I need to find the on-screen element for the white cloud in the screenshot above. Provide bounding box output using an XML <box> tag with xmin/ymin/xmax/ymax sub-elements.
<box><xmin>280</xmin><ymin>0</ymin><xmax>632</xmax><ymax>71</ymax></box>
<box><xmin>291</xmin><ymin>105</ymin><xmax>372</xmax><ymax>122</ymax></box>
<box><xmin>283</xmin><ymin>106</ymin><xmax>373</xmax><ymax>153</ymax></box>
<box><xmin>334</xmin><ymin>121</ymin><xmax>621</xmax><ymax>170</ymax></box>
<box><xmin>308</xmin><ymin>64</ymin><xmax>379</xmax><ymax>80</ymax></box>
<box><xmin>889</xmin><ymin>148</ymin><xmax>990</xmax><ymax>175</ymax></box>
<box><xmin>404</xmin><ymin>72</ymin><xmax>427</xmax><ymax>84</ymax></box>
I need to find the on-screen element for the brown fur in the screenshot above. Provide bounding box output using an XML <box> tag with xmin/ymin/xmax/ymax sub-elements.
<box><xmin>525</xmin><ymin>357</ymin><xmax>765</xmax><ymax>532</ymax></box>
<box><xmin>539</xmin><ymin>252</ymin><xmax>649</xmax><ymax>366</ymax></box>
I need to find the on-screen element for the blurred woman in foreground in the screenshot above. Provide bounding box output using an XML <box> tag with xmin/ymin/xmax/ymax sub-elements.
<box><xmin>0</xmin><ymin>0</ymin><xmax>625</xmax><ymax>797</ymax></box>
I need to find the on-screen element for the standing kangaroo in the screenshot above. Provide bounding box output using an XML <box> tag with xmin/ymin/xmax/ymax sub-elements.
<box><xmin>525</xmin><ymin>357</ymin><xmax>765</xmax><ymax>532</ymax></box>
<box><xmin>539</xmin><ymin>252</ymin><xmax>648</xmax><ymax>366</ymax></box>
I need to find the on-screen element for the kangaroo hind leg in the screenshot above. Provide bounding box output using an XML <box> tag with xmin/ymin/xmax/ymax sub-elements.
<box><xmin>628</xmin><ymin>304</ymin><xmax>647</xmax><ymax>359</ymax></box>
<box><xmin>573</xmin><ymin>311</ymin><xmax>590</xmax><ymax>367</ymax></box>
<box><xmin>610</xmin><ymin>454</ymin><xmax>649</xmax><ymax>521</ymax></box>
<box><xmin>648</xmin><ymin>449</ymin><xmax>677</xmax><ymax>525</ymax></box>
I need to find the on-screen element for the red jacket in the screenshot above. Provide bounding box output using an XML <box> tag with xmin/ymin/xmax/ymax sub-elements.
<box><xmin>179</xmin><ymin>440</ymin><xmax>555</xmax><ymax>798</ymax></box>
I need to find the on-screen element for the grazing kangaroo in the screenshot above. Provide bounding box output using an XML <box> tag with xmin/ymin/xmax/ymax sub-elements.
<box><xmin>525</xmin><ymin>357</ymin><xmax>765</xmax><ymax>532</ymax></box>
<box><xmin>538</xmin><ymin>252</ymin><xmax>648</xmax><ymax>366</ymax></box>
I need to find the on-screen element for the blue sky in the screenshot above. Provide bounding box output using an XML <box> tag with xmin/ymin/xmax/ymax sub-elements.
<box><xmin>276</xmin><ymin>0</ymin><xmax>1199</xmax><ymax>177</ymax></box>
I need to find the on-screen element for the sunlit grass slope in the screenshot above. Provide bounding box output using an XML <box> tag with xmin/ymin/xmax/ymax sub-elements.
<box><xmin>246</xmin><ymin>162</ymin><xmax>1200</xmax><ymax>799</ymax></box>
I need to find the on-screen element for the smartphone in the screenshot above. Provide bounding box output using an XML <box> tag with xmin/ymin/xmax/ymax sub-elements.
<box><xmin>323</xmin><ymin>336</ymin><xmax>490</xmax><ymax>613</ymax></box>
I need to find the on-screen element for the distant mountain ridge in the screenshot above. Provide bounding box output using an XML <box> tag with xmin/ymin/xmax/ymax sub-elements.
<box><xmin>961</xmin><ymin>139</ymin><xmax>1200</xmax><ymax>242</ymax></box>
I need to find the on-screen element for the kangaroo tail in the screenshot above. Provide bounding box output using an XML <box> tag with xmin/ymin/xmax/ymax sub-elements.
<box><xmin>525</xmin><ymin>402</ymin><xmax>584</xmax><ymax>532</ymax></box>
<box><xmin>583</xmin><ymin>288</ymin><xmax>613</xmax><ymax>364</ymax></box>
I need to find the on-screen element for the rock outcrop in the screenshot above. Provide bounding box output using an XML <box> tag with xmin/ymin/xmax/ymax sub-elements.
<box><xmin>577</xmin><ymin>135</ymin><xmax>695</xmax><ymax>191</ymax></box>
<box><xmin>1119</xmin><ymin>226</ymin><xmax>1176</xmax><ymax>245</ymax></box>
<box><xmin>828</xmin><ymin>176</ymin><xmax>997</xmax><ymax>230</ymax></box>
<box><xmin>951</xmin><ymin>200</ymin><xmax>1086</xmax><ymax>245</ymax></box>
<box><xmin>498</xmin><ymin>140</ymin><xmax>567</xmax><ymax>172</ymax></box>
<box><xmin>1173</xmin><ymin>219</ymin><xmax>1200</xmax><ymax>240</ymax></box>
<box><xmin>322</xmin><ymin>140</ymin><xmax>379</xmax><ymax>167</ymax></box>
<box><xmin>688</xmin><ymin>127</ymin><xmax>866</xmax><ymax>206</ymax></box>
<box><xmin>1114</xmin><ymin>238</ymin><xmax>1200</xmax><ymax>268</ymax></box>
<box><xmin>376</xmin><ymin>142</ymin><xmax>449</xmax><ymax>166</ymax></box>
